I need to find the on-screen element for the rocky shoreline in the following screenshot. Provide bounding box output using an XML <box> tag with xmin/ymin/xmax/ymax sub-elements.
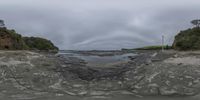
<box><xmin>0</xmin><ymin>50</ymin><xmax>200</xmax><ymax>99</ymax></box>
<box><xmin>45</xmin><ymin>50</ymin><xmax>200</xmax><ymax>97</ymax></box>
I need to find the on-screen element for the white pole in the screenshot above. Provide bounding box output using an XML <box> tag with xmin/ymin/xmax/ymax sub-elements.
<box><xmin>162</xmin><ymin>35</ymin><xmax>164</xmax><ymax>52</ymax></box>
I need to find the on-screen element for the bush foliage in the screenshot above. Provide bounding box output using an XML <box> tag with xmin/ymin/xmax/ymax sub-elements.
<box><xmin>23</xmin><ymin>37</ymin><xmax>59</xmax><ymax>51</ymax></box>
<box><xmin>173</xmin><ymin>27</ymin><xmax>200</xmax><ymax>50</ymax></box>
<box><xmin>134</xmin><ymin>45</ymin><xmax>172</xmax><ymax>50</ymax></box>
<box><xmin>0</xmin><ymin>27</ymin><xmax>58</xmax><ymax>51</ymax></box>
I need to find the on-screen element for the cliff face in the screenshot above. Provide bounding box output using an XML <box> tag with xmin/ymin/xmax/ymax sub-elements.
<box><xmin>0</xmin><ymin>33</ymin><xmax>12</xmax><ymax>49</ymax></box>
<box><xmin>0</xmin><ymin>27</ymin><xmax>58</xmax><ymax>51</ymax></box>
<box><xmin>0</xmin><ymin>28</ymin><xmax>27</xmax><ymax>50</ymax></box>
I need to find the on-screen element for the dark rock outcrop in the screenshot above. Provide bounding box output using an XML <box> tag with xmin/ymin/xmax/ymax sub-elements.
<box><xmin>0</xmin><ymin>27</ymin><xmax>28</xmax><ymax>50</ymax></box>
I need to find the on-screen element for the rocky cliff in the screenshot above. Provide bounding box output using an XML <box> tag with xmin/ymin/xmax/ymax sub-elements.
<box><xmin>0</xmin><ymin>27</ymin><xmax>28</xmax><ymax>50</ymax></box>
<box><xmin>0</xmin><ymin>27</ymin><xmax>58</xmax><ymax>51</ymax></box>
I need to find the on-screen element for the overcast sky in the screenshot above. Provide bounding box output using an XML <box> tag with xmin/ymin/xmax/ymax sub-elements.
<box><xmin>0</xmin><ymin>0</ymin><xmax>200</xmax><ymax>50</ymax></box>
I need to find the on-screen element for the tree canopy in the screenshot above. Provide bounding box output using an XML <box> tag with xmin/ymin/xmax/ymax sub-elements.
<box><xmin>191</xmin><ymin>19</ymin><xmax>200</xmax><ymax>28</ymax></box>
<box><xmin>173</xmin><ymin>19</ymin><xmax>200</xmax><ymax>50</ymax></box>
<box><xmin>173</xmin><ymin>27</ymin><xmax>200</xmax><ymax>50</ymax></box>
<box><xmin>23</xmin><ymin>37</ymin><xmax>59</xmax><ymax>51</ymax></box>
<box><xmin>0</xmin><ymin>20</ymin><xmax>5</xmax><ymax>27</ymax></box>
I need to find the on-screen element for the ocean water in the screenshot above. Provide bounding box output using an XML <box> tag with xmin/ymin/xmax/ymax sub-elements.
<box><xmin>59</xmin><ymin>51</ymin><xmax>136</xmax><ymax>67</ymax></box>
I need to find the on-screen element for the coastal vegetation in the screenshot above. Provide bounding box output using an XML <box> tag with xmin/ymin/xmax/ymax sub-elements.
<box><xmin>23</xmin><ymin>37</ymin><xmax>59</xmax><ymax>51</ymax></box>
<box><xmin>0</xmin><ymin>27</ymin><xmax>28</xmax><ymax>50</ymax></box>
<box><xmin>123</xmin><ymin>19</ymin><xmax>200</xmax><ymax>51</ymax></box>
<box><xmin>173</xmin><ymin>19</ymin><xmax>200</xmax><ymax>50</ymax></box>
<box><xmin>121</xmin><ymin>45</ymin><xmax>172</xmax><ymax>51</ymax></box>
<box><xmin>0</xmin><ymin>22</ymin><xmax>58</xmax><ymax>52</ymax></box>
<box><xmin>134</xmin><ymin>45</ymin><xmax>172</xmax><ymax>50</ymax></box>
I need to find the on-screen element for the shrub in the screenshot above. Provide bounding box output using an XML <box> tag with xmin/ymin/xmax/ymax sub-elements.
<box><xmin>173</xmin><ymin>27</ymin><xmax>200</xmax><ymax>50</ymax></box>
<box><xmin>23</xmin><ymin>37</ymin><xmax>59</xmax><ymax>51</ymax></box>
<box><xmin>0</xmin><ymin>27</ymin><xmax>58</xmax><ymax>51</ymax></box>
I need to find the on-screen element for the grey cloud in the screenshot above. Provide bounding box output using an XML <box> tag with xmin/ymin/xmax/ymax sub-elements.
<box><xmin>0</xmin><ymin>0</ymin><xmax>200</xmax><ymax>50</ymax></box>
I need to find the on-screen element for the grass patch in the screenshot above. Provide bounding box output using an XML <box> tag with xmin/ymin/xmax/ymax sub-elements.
<box><xmin>133</xmin><ymin>45</ymin><xmax>172</xmax><ymax>50</ymax></box>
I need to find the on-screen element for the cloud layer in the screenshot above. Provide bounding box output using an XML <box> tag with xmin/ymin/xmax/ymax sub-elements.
<box><xmin>0</xmin><ymin>0</ymin><xmax>200</xmax><ymax>50</ymax></box>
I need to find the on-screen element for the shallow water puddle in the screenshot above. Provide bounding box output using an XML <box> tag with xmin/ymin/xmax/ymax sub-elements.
<box><xmin>59</xmin><ymin>51</ymin><xmax>136</xmax><ymax>67</ymax></box>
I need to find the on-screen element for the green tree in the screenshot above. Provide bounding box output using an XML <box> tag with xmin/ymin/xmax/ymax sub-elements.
<box><xmin>191</xmin><ymin>19</ymin><xmax>200</xmax><ymax>28</ymax></box>
<box><xmin>0</xmin><ymin>20</ymin><xmax>5</xmax><ymax>27</ymax></box>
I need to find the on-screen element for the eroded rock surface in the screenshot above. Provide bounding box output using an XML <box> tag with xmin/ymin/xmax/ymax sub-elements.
<box><xmin>0</xmin><ymin>50</ymin><xmax>200</xmax><ymax>100</ymax></box>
